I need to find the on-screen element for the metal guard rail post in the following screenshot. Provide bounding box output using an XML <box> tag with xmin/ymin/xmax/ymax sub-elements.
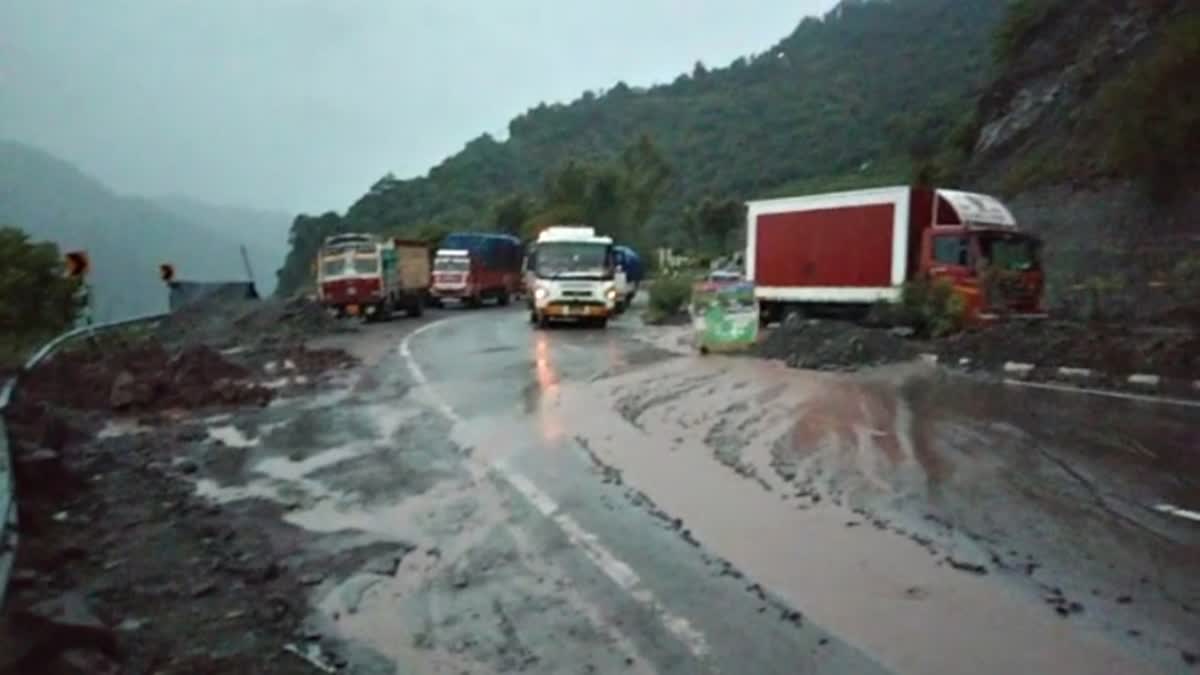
<box><xmin>0</xmin><ymin>312</ymin><xmax>166</xmax><ymax>609</ymax></box>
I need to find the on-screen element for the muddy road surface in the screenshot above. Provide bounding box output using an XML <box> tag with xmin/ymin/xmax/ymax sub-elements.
<box><xmin>169</xmin><ymin>307</ymin><xmax>1197</xmax><ymax>674</ymax></box>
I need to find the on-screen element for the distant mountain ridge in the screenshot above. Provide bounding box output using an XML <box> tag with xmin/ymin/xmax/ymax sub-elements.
<box><xmin>152</xmin><ymin>195</ymin><xmax>290</xmax><ymax>297</ymax></box>
<box><xmin>0</xmin><ymin>141</ymin><xmax>286</xmax><ymax>321</ymax></box>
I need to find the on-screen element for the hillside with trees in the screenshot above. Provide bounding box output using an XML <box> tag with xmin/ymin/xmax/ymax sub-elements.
<box><xmin>276</xmin><ymin>0</ymin><xmax>1006</xmax><ymax>296</ymax></box>
<box><xmin>947</xmin><ymin>0</ymin><xmax>1200</xmax><ymax>319</ymax></box>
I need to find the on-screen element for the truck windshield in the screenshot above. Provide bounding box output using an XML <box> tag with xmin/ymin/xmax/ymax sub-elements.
<box><xmin>322</xmin><ymin>258</ymin><xmax>346</xmax><ymax>277</ymax></box>
<box><xmin>534</xmin><ymin>242</ymin><xmax>611</xmax><ymax>278</ymax></box>
<box><xmin>435</xmin><ymin>257</ymin><xmax>469</xmax><ymax>272</ymax></box>
<box><xmin>352</xmin><ymin>256</ymin><xmax>379</xmax><ymax>274</ymax></box>
<box><xmin>978</xmin><ymin>234</ymin><xmax>1041</xmax><ymax>272</ymax></box>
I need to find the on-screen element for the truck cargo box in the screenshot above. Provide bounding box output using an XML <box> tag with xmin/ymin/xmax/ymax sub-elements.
<box><xmin>747</xmin><ymin>187</ymin><xmax>914</xmax><ymax>305</ymax></box>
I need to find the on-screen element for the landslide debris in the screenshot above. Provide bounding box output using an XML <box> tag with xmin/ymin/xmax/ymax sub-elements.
<box><xmin>19</xmin><ymin>342</ymin><xmax>272</xmax><ymax>413</ymax></box>
<box><xmin>935</xmin><ymin>320</ymin><xmax>1200</xmax><ymax>379</ymax></box>
<box><xmin>753</xmin><ymin>315</ymin><xmax>917</xmax><ymax>371</ymax></box>
<box><xmin>752</xmin><ymin>314</ymin><xmax>1200</xmax><ymax>382</ymax></box>
<box><xmin>157</xmin><ymin>295</ymin><xmax>354</xmax><ymax>350</ymax></box>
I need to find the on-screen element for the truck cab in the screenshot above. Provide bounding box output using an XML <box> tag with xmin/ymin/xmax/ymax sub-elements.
<box><xmin>919</xmin><ymin>190</ymin><xmax>1045</xmax><ymax>318</ymax></box>
<box><xmin>430</xmin><ymin>233</ymin><xmax>522</xmax><ymax>307</ymax></box>
<box><xmin>317</xmin><ymin>233</ymin><xmax>428</xmax><ymax>320</ymax></box>
<box><xmin>526</xmin><ymin>226</ymin><xmax>618</xmax><ymax>328</ymax></box>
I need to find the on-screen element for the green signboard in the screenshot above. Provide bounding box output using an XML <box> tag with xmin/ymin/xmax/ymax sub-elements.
<box><xmin>691</xmin><ymin>280</ymin><xmax>758</xmax><ymax>353</ymax></box>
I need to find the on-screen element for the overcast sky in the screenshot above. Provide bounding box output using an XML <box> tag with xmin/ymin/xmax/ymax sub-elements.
<box><xmin>0</xmin><ymin>1</ymin><xmax>836</xmax><ymax>214</ymax></box>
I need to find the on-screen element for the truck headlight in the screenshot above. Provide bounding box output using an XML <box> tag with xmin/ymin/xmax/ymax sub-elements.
<box><xmin>534</xmin><ymin>286</ymin><xmax>549</xmax><ymax>300</ymax></box>
<box><xmin>605</xmin><ymin>287</ymin><xmax>617</xmax><ymax>301</ymax></box>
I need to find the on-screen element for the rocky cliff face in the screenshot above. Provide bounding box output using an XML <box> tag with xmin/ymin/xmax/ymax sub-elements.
<box><xmin>963</xmin><ymin>0</ymin><xmax>1199</xmax><ymax>320</ymax></box>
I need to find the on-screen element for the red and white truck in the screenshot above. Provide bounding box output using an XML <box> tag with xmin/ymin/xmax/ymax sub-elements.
<box><xmin>430</xmin><ymin>232</ymin><xmax>523</xmax><ymax>307</ymax></box>
<box><xmin>316</xmin><ymin>233</ymin><xmax>430</xmax><ymax>320</ymax></box>
<box><xmin>746</xmin><ymin>186</ymin><xmax>1045</xmax><ymax>322</ymax></box>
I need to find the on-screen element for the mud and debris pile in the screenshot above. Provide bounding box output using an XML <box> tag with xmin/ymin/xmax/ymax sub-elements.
<box><xmin>754</xmin><ymin>316</ymin><xmax>917</xmax><ymax>371</ymax></box>
<box><xmin>0</xmin><ymin>404</ymin><xmax>312</xmax><ymax>675</ymax></box>
<box><xmin>751</xmin><ymin>313</ymin><xmax>1200</xmax><ymax>383</ymax></box>
<box><xmin>18</xmin><ymin>341</ymin><xmax>272</xmax><ymax>413</ymax></box>
<box><xmin>934</xmin><ymin>321</ymin><xmax>1200</xmax><ymax>380</ymax></box>
<box><xmin>156</xmin><ymin>295</ymin><xmax>353</xmax><ymax>350</ymax></box>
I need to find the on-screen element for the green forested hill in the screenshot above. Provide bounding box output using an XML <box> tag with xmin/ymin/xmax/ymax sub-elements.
<box><xmin>276</xmin><ymin>0</ymin><xmax>1007</xmax><ymax>295</ymax></box>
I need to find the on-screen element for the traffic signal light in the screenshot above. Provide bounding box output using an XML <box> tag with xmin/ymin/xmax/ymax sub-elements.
<box><xmin>64</xmin><ymin>251</ymin><xmax>89</xmax><ymax>278</ymax></box>
<box><xmin>160</xmin><ymin>263</ymin><xmax>175</xmax><ymax>283</ymax></box>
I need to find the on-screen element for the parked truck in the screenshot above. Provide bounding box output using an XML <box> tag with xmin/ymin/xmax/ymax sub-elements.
<box><xmin>525</xmin><ymin>226</ymin><xmax>618</xmax><ymax>328</ymax></box>
<box><xmin>316</xmin><ymin>233</ymin><xmax>430</xmax><ymax>320</ymax></box>
<box><xmin>746</xmin><ymin>186</ymin><xmax>1045</xmax><ymax>323</ymax></box>
<box><xmin>612</xmin><ymin>245</ymin><xmax>645</xmax><ymax>311</ymax></box>
<box><xmin>430</xmin><ymin>232</ymin><xmax>523</xmax><ymax>307</ymax></box>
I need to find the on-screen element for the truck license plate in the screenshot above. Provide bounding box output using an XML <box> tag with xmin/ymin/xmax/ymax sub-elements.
<box><xmin>346</xmin><ymin>304</ymin><xmax>360</xmax><ymax>316</ymax></box>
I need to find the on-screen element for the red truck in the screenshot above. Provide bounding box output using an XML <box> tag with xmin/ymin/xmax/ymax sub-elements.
<box><xmin>430</xmin><ymin>232</ymin><xmax>523</xmax><ymax>307</ymax></box>
<box><xmin>746</xmin><ymin>186</ymin><xmax>1045</xmax><ymax>323</ymax></box>
<box><xmin>316</xmin><ymin>233</ymin><xmax>430</xmax><ymax>320</ymax></box>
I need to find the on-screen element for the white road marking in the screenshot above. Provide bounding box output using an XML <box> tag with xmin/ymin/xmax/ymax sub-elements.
<box><xmin>1154</xmin><ymin>504</ymin><xmax>1200</xmax><ymax>523</ymax></box>
<box><xmin>399</xmin><ymin>317</ymin><xmax>712</xmax><ymax>659</ymax></box>
<box><xmin>1002</xmin><ymin>378</ymin><xmax>1200</xmax><ymax>408</ymax></box>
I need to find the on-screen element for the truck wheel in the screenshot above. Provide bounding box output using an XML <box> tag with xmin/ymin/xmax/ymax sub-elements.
<box><xmin>529</xmin><ymin>309</ymin><xmax>538</xmax><ymax>324</ymax></box>
<box><xmin>498</xmin><ymin>291</ymin><xmax>511</xmax><ymax>306</ymax></box>
<box><xmin>595</xmin><ymin>317</ymin><xmax>609</xmax><ymax>329</ymax></box>
<box><xmin>406</xmin><ymin>296</ymin><xmax>423</xmax><ymax>318</ymax></box>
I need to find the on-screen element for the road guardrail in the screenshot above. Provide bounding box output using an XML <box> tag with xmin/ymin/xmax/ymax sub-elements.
<box><xmin>0</xmin><ymin>312</ymin><xmax>166</xmax><ymax>609</ymax></box>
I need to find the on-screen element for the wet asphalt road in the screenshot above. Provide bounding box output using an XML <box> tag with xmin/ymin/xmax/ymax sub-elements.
<box><xmin>194</xmin><ymin>306</ymin><xmax>1199</xmax><ymax>674</ymax></box>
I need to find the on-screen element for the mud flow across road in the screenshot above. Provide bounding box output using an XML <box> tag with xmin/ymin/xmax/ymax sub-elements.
<box><xmin>8</xmin><ymin>301</ymin><xmax>1197</xmax><ymax>674</ymax></box>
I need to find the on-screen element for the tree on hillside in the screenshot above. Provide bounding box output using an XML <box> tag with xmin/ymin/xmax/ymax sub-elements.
<box><xmin>0</xmin><ymin>226</ymin><xmax>82</xmax><ymax>339</ymax></box>
<box><xmin>492</xmin><ymin>194</ymin><xmax>532</xmax><ymax>236</ymax></box>
<box><xmin>686</xmin><ymin>199</ymin><xmax>746</xmax><ymax>255</ymax></box>
<box><xmin>619</xmin><ymin>134</ymin><xmax>672</xmax><ymax>237</ymax></box>
<box><xmin>275</xmin><ymin>212</ymin><xmax>344</xmax><ymax>296</ymax></box>
<box><xmin>520</xmin><ymin>136</ymin><xmax>674</xmax><ymax>245</ymax></box>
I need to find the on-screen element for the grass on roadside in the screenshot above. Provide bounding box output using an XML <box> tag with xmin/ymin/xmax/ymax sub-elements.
<box><xmin>643</xmin><ymin>275</ymin><xmax>696</xmax><ymax>325</ymax></box>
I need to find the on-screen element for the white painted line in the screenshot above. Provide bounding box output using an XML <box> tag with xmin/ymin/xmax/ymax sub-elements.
<box><xmin>1002</xmin><ymin>379</ymin><xmax>1200</xmax><ymax>408</ymax></box>
<box><xmin>505</xmin><ymin>472</ymin><xmax>559</xmax><ymax>517</ymax></box>
<box><xmin>399</xmin><ymin>317</ymin><xmax>712</xmax><ymax>659</ymax></box>
<box><xmin>1153</xmin><ymin>504</ymin><xmax>1200</xmax><ymax>523</ymax></box>
<box><xmin>1128</xmin><ymin>374</ymin><xmax>1161</xmax><ymax>387</ymax></box>
<box><xmin>1056</xmin><ymin>367</ymin><xmax>1092</xmax><ymax>379</ymax></box>
<box><xmin>1003</xmin><ymin>362</ymin><xmax>1034</xmax><ymax>375</ymax></box>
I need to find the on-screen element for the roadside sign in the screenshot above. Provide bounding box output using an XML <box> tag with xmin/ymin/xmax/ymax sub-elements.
<box><xmin>64</xmin><ymin>251</ymin><xmax>89</xmax><ymax>278</ymax></box>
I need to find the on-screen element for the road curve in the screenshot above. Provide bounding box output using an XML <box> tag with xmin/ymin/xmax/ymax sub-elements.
<box><xmin>397</xmin><ymin>307</ymin><xmax>1198</xmax><ymax>675</ymax></box>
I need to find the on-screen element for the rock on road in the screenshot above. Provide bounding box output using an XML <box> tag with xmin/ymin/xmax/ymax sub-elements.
<box><xmin>191</xmin><ymin>305</ymin><xmax>1199</xmax><ymax>675</ymax></box>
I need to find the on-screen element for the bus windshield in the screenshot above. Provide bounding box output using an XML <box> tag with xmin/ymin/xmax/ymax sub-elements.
<box><xmin>534</xmin><ymin>242</ymin><xmax>611</xmax><ymax>278</ymax></box>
